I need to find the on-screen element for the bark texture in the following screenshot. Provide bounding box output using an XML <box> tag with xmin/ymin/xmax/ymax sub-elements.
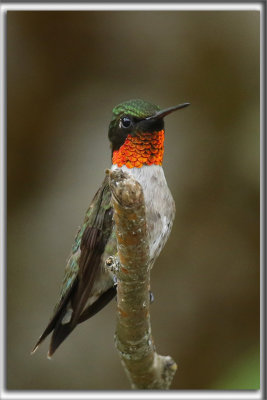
<box><xmin>106</xmin><ymin>169</ymin><xmax>177</xmax><ymax>390</ymax></box>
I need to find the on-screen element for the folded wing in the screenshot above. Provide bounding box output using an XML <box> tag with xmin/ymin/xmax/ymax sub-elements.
<box><xmin>32</xmin><ymin>175</ymin><xmax>115</xmax><ymax>357</ymax></box>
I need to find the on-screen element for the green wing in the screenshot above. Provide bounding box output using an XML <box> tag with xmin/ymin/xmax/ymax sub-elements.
<box><xmin>32</xmin><ymin>174</ymin><xmax>115</xmax><ymax>356</ymax></box>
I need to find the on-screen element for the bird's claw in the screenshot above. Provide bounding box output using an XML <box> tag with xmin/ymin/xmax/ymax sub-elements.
<box><xmin>149</xmin><ymin>290</ymin><xmax>154</xmax><ymax>303</ymax></box>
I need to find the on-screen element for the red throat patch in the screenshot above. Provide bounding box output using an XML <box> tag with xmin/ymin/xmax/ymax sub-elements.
<box><xmin>112</xmin><ymin>130</ymin><xmax>164</xmax><ymax>169</ymax></box>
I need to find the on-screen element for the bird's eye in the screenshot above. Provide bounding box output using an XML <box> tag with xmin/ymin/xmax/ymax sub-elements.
<box><xmin>120</xmin><ymin>116</ymin><xmax>132</xmax><ymax>128</ymax></box>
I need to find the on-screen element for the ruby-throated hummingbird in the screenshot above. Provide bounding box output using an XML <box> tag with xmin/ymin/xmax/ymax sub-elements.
<box><xmin>32</xmin><ymin>99</ymin><xmax>190</xmax><ymax>358</ymax></box>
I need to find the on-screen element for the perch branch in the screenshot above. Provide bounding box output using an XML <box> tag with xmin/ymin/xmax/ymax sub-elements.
<box><xmin>106</xmin><ymin>168</ymin><xmax>177</xmax><ymax>390</ymax></box>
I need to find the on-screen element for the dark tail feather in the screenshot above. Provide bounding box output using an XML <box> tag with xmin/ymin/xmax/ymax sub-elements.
<box><xmin>31</xmin><ymin>306</ymin><xmax>68</xmax><ymax>356</ymax></box>
<box><xmin>48</xmin><ymin>286</ymin><xmax>117</xmax><ymax>358</ymax></box>
<box><xmin>78</xmin><ymin>286</ymin><xmax>116</xmax><ymax>323</ymax></box>
<box><xmin>31</xmin><ymin>319</ymin><xmax>57</xmax><ymax>355</ymax></box>
<box><xmin>31</xmin><ymin>280</ymin><xmax>78</xmax><ymax>355</ymax></box>
<box><xmin>48</xmin><ymin>318</ymin><xmax>76</xmax><ymax>358</ymax></box>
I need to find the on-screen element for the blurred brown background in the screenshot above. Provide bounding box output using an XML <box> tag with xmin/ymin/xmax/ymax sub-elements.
<box><xmin>7</xmin><ymin>10</ymin><xmax>260</xmax><ymax>390</ymax></box>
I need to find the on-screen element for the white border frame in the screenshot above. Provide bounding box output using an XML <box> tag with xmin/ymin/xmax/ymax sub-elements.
<box><xmin>0</xmin><ymin>2</ymin><xmax>264</xmax><ymax>400</ymax></box>
<box><xmin>0</xmin><ymin>3</ymin><xmax>263</xmax><ymax>11</ymax></box>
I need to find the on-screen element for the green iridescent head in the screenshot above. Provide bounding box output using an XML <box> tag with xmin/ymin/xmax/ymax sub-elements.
<box><xmin>112</xmin><ymin>99</ymin><xmax>160</xmax><ymax>119</ymax></box>
<box><xmin>108</xmin><ymin>98</ymin><xmax>190</xmax><ymax>151</ymax></box>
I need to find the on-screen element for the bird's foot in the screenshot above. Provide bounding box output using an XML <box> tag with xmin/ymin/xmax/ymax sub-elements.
<box><xmin>105</xmin><ymin>255</ymin><xmax>120</xmax><ymax>275</ymax></box>
<box><xmin>149</xmin><ymin>290</ymin><xmax>154</xmax><ymax>304</ymax></box>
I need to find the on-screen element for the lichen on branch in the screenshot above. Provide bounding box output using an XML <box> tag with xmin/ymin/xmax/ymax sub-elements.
<box><xmin>106</xmin><ymin>168</ymin><xmax>177</xmax><ymax>390</ymax></box>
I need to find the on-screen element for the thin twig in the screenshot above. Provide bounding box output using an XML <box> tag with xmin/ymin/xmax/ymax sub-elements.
<box><xmin>106</xmin><ymin>169</ymin><xmax>177</xmax><ymax>390</ymax></box>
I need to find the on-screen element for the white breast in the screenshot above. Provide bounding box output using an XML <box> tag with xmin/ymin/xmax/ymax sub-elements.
<box><xmin>111</xmin><ymin>164</ymin><xmax>176</xmax><ymax>265</ymax></box>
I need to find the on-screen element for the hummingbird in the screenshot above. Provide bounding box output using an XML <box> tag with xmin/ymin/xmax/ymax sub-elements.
<box><xmin>32</xmin><ymin>99</ymin><xmax>190</xmax><ymax>358</ymax></box>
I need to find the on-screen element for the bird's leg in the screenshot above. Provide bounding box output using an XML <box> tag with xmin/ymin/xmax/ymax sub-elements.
<box><xmin>105</xmin><ymin>254</ymin><xmax>120</xmax><ymax>285</ymax></box>
<box><xmin>149</xmin><ymin>290</ymin><xmax>154</xmax><ymax>304</ymax></box>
